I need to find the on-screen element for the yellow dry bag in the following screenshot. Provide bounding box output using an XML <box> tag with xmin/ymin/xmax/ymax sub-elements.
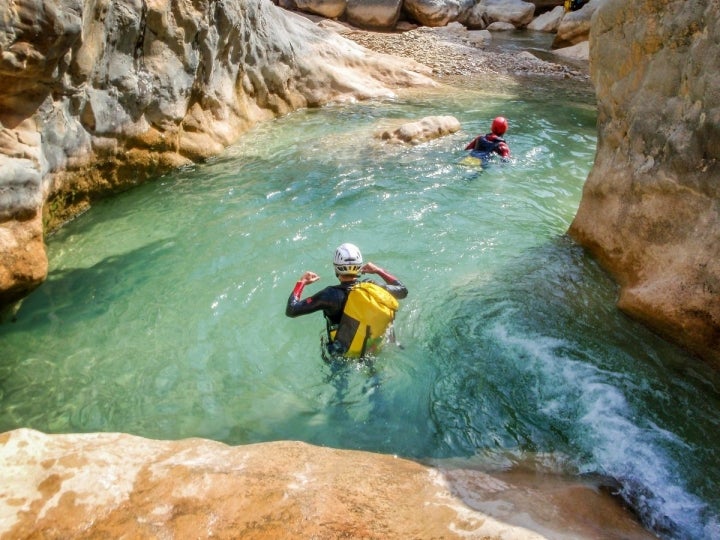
<box><xmin>332</xmin><ymin>282</ymin><xmax>399</xmax><ymax>358</ymax></box>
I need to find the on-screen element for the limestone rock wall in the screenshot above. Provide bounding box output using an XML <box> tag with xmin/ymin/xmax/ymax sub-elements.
<box><xmin>0</xmin><ymin>0</ymin><xmax>434</xmax><ymax>307</ymax></box>
<box><xmin>568</xmin><ymin>0</ymin><xmax>720</xmax><ymax>365</ymax></box>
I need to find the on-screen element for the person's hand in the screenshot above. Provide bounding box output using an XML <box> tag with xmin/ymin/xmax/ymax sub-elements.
<box><xmin>361</xmin><ymin>262</ymin><xmax>380</xmax><ymax>274</ymax></box>
<box><xmin>299</xmin><ymin>271</ymin><xmax>320</xmax><ymax>285</ymax></box>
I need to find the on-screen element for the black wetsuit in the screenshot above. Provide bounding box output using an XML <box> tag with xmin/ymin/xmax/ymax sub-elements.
<box><xmin>465</xmin><ymin>133</ymin><xmax>509</xmax><ymax>156</ymax></box>
<box><xmin>286</xmin><ymin>278</ymin><xmax>408</xmax><ymax>351</ymax></box>
<box><xmin>286</xmin><ymin>279</ymin><xmax>407</xmax><ymax>325</ymax></box>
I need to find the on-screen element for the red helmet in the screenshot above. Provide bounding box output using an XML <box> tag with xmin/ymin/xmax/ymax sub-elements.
<box><xmin>491</xmin><ymin>116</ymin><xmax>508</xmax><ymax>136</ymax></box>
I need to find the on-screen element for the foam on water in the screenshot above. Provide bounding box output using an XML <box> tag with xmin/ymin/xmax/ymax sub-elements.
<box><xmin>489</xmin><ymin>323</ymin><xmax>719</xmax><ymax>538</ymax></box>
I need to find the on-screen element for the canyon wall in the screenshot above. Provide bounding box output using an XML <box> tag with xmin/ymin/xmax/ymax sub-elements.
<box><xmin>0</xmin><ymin>0</ymin><xmax>433</xmax><ymax>307</ymax></box>
<box><xmin>568</xmin><ymin>0</ymin><xmax>720</xmax><ymax>366</ymax></box>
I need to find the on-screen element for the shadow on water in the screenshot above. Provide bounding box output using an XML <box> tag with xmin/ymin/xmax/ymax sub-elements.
<box><xmin>4</xmin><ymin>239</ymin><xmax>175</xmax><ymax>331</ymax></box>
<box><xmin>0</xmin><ymin>239</ymin><xmax>186</xmax><ymax>436</ymax></box>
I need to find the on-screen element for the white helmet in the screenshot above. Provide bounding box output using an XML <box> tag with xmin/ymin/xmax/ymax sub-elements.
<box><xmin>333</xmin><ymin>243</ymin><xmax>363</xmax><ymax>276</ymax></box>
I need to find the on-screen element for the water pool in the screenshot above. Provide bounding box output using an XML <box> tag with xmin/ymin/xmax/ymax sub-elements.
<box><xmin>1</xmin><ymin>74</ymin><xmax>718</xmax><ymax>539</ymax></box>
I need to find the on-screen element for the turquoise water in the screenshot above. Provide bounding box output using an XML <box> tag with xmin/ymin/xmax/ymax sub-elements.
<box><xmin>1</xmin><ymin>75</ymin><xmax>719</xmax><ymax>539</ymax></box>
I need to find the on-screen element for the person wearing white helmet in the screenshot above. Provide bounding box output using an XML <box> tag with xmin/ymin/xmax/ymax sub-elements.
<box><xmin>286</xmin><ymin>243</ymin><xmax>408</xmax><ymax>359</ymax></box>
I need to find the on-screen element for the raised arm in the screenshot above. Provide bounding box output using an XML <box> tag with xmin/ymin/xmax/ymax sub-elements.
<box><xmin>361</xmin><ymin>262</ymin><xmax>408</xmax><ymax>299</ymax></box>
<box><xmin>286</xmin><ymin>271</ymin><xmax>322</xmax><ymax>317</ymax></box>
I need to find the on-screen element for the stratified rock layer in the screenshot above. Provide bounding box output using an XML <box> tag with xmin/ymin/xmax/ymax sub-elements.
<box><xmin>0</xmin><ymin>429</ymin><xmax>655</xmax><ymax>539</ymax></box>
<box><xmin>568</xmin><ymin>0</ymin><xmax>720</xmax><ymax>365</ymax></box>
<box><xmin>0</xmin><ymin>0</ymin><xmax>434</xmax><ymax>306</ymax></box>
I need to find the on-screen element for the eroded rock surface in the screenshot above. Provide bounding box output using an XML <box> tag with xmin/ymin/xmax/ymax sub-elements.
<box><xmin>568</xmin><ymin>0</ymin><xmax>720</xmax><ymax>365</ymax></box>
<box><xmin>0</xmin><ymin>0</ymin><xmax>434</xmax><ymax>307</ymax></box>
<box><xmin>0</xmin><ymin>429</ymin><xmax>655</xmax><ymax>539</ymax></box>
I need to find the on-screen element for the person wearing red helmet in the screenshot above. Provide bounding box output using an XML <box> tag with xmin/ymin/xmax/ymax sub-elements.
<box><xmin>465</xmin><ymin>116</ymin><xmax>511</xmax><ymax>159</ymax></box>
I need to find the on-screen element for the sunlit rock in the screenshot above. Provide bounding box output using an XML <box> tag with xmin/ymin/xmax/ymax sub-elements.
<box><xmin>403</xmin><ymin>0</ymin><xmax>475</xmax><ymax>28</ymax></box>
<box><xmin>377</xmin><ymin>115</ymin><xmax>461</xmax><ymax>144</ymax></box>
<box><xmin>345</xmin><ymin>0</ymin><xmax>404</xmax><ymax>30</ymax></box>
<box><xmin>294</xmin><ymin>0</ymin><xmax>347</xmax><ymax>18</ymax></box>
<box><xmin>0</xmin><ymin>429</ymin><xmax>655</xmax><ymax>539</ymax></box>
<box><xmin>569</xmin><ymin>0</ymin><xmax>720</xmax><ymax>366</ymax></box>
<box><xmin>551</xmin><ymin>40</ymin><xmax>589</xmax><ymax>62</ymax></box>
<box><xmin>464</xmin><ymin>0</ymin><xmax>536</xmax><ymax>30</ymax></box>
<box><xmin>551</xmin><ymin>0</ymin><xmax>606</xmax><ymax>48</ymax></box>
<box><xmin>527</xmin><ymin>5</ymin><xmax>565</xmax><ymax>32</ymax></box>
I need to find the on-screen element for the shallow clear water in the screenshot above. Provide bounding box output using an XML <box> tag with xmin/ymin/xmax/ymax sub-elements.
<box><xmin>2</xmin><ymin>75</ymin><xmax>719</xmax><ymax>539</ymax></box>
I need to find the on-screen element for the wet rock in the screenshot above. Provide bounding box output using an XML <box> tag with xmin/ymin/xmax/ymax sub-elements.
<box><xmin>468</xmin><ymin>29</ymin><xmax>493</xmax><ymax>47</ymax></box>
<box><xmin>377</xmin><ymin>115</ymin><xmax>461</xmax><ymax>144</ymax></box>
<box><xmin>0</xmin><ymin>0</ymin><xmax>435</xmax><ymax>306</ymax></box>
<box><xmin>488</xmin><ymin>21</ymin><xmax>517</xmax><ymax>31</ymax></box>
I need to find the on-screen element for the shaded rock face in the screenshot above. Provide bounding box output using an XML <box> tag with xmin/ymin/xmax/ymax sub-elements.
<box><xmin>0</xmin><ymin>0</ymin><xmax>434</xmax><ymax>307</ymax></box>
<box><xmin>568</xmin><ymin>0</ymin><xmax>720</xmax><ymax>366</ymax></box>
<box><xmin>0</xmin><ymin>429</ymin><xmax>655</xmax><ymax>539</ymax></box>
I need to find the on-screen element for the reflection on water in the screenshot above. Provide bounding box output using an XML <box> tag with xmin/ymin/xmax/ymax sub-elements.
<box><xmin>1</xmin><ymin>74</ymin><xmax>718</xmax><ymax>538</ymax></box>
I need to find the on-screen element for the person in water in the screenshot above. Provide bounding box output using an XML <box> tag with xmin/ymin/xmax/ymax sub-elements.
<box><xmin>286</xmin><ymin>243</ymin><xmax>408</xmax><ymax>359</ymax></box>
<box><xmin>465</xmin><ymin>116</ymin><xmax>511</xmax><ymax>159</ymax></box>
